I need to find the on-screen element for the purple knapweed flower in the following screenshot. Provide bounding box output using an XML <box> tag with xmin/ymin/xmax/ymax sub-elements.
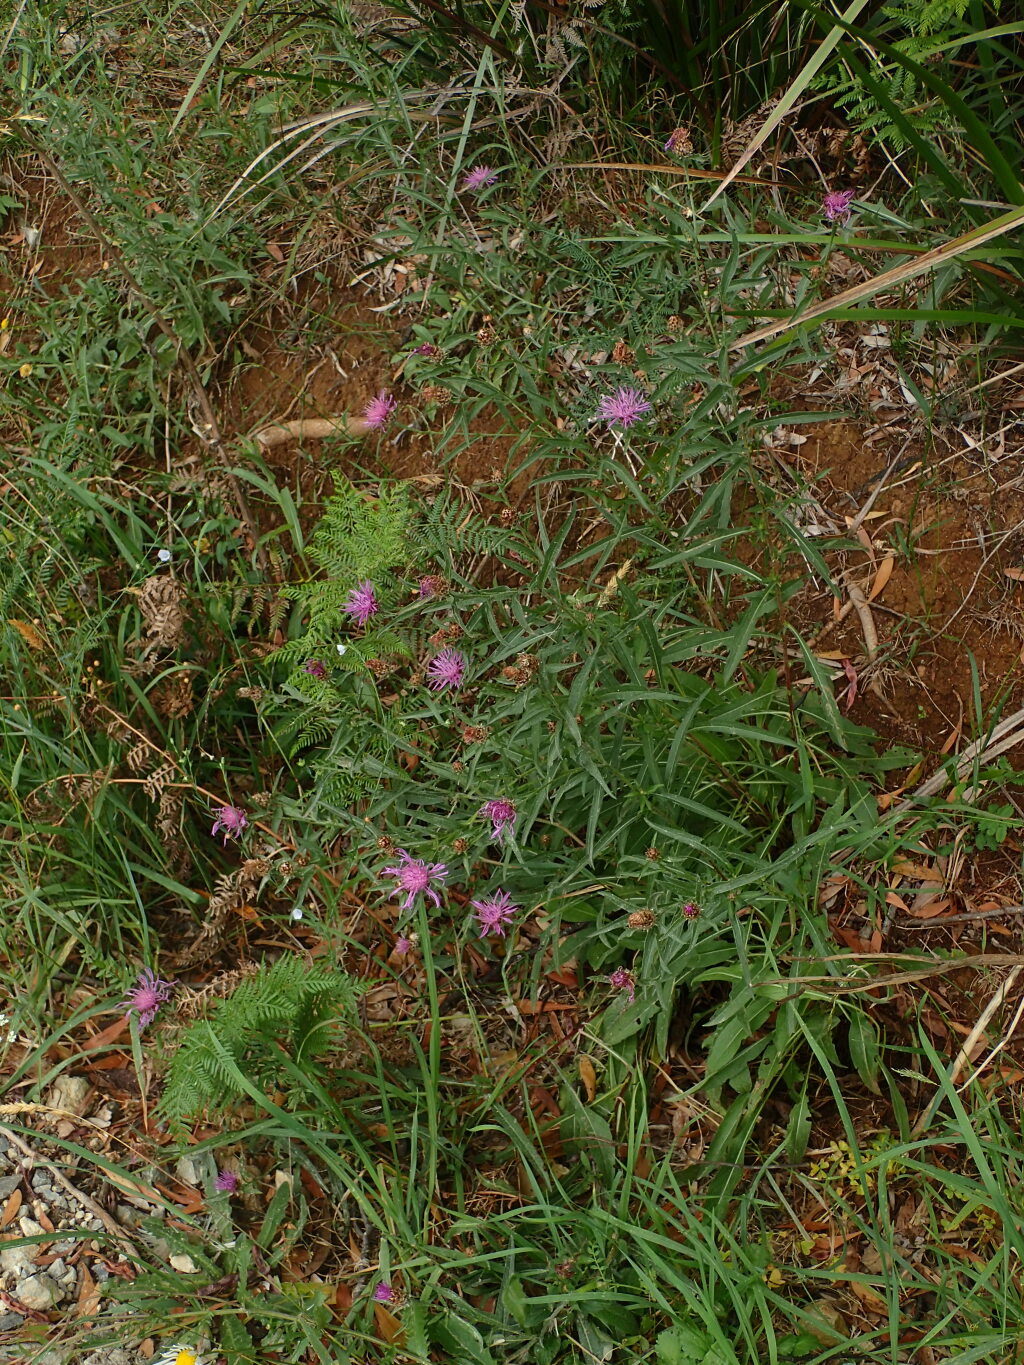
<box><xmin>382</xmin><ymin>850</ymin><xmax>449</xmax><ymax>910</ymax></box>
<box><xmin>121</xmin><ymin>968</ymin><xmax>176</xmax><ymax>1029</ymax></box>
<box><xmin>373</xmin><ymin>1281</ymin><xmax>395</xmax><ymax>1303</ymax></box>
<box><xmin>462</xmin><ymin>165</ymin><xmax>498</xmax><ymax>193</ymax></box>
<box><xmin>609</xmin><ymin>966</ymin><xmax>636</xmax><ymax>1003</ymax></box>
<box><xmin>211</xmin><ymin>804</ymin><xmax>247</xmax><ymax>846</ymax></box>
<box><xmin>663</xmin><ymin>126</ymin><xmax>693</xmax><ymax>155</ymax></box>
<box><xmin>364</xmin><ymin>392</ymin><xmax>396</xmax><ymax>429</ymax></box>
<box><xmin>823</xmin><ymin>188</ymin><xmax>856</xmax><ymax>225</ymax></box>
<box><xmin>596</xmin><ymin>386</ymin><xmax>652</xmax><ymax>430</ymax></box>
<box><xmin>412</xmin><ymin>342</ymin><xmax>440</xmax><ymax>358</ymax></box>
<box><xmin>215</xmin><ymin>1170</ymin><xmax>239</xmax><ymax>1193</ymax></box>
<box><xmin>343</xmin><ymin>580</ymin><xmax>379</xmax><ymax>627</ymax></box>
<box><xmin>479</xmin><ymin>798</ymin><xmax>516</xmax><ymax>845</ymax></box>
<box><xmin>472</xmin><ymin>889</ymin><xmax>518</xmax><ymax>938</ymax></box>
<box><xmin>426</xmin><ymin>648</ymin><xmax>465</xmax><ymax>691</ymax></box>
<box><xmin>394</xmin><ymin>935</ymin><xmax>412</xmax><ymax>955</ymax></box>
<box><xmin>682</xmin><ymin>901</ymin><xmax>701</xmax><ymax>920</ymax></box>
<box><xmin>418</xmin><ymin>575</ymin><xmax>445</xmax><ymax>600</ymax></box>
<box><xmin>304</xmin><ymin>658</ymin><xmax>327</xmax><ymax>679</ymax></box>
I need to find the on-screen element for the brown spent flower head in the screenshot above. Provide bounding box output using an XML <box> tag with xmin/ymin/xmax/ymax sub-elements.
<box><xmin>366</xmin><ymin>657</ymin><xmax>393</xmax><ymax>680</ymax></box>
<box><xmin>443</xmin><ymin>622</ymin><xmax>463</xmax><ymax>642</ymax></box>
<box><xmin>612</xmin><ymin>339</ymin><xmax>636</xmax><ymax>365</ymax></box>
<box><xmin>462</xmin><ymin>724</ymin><xmax>490</xmax><ymax>744</ymax></box>
<box><xmin>420</xmin><ymin>384</ymin><xmax>454</xmax><ymax>408</ymax></box>
<box><xmin>666</xmin><ymin>315</ymin><xmax>684</xmax><ymax>333</ymax></box>
<box><xmin>503</xmin><ymin>652</ymin><xmax>540</xmax><ymax>688</ymax></box>
<box><xmin>645</xmin><ymin>846</ymin><xmax>660</xmax><ymax>861</ymax></box>
<box><xmin>476</xmin><ymin>324</ymin><xmax>496</xmax><ymax>346</ymax></box>
<box><xmin>451</xmin><ymin>760</ymin><xmax>465</xmax><ymax>773</ymax></box>
<box><xmin>499</xmin><ymin>506</ymin><xmax>516</xmax><ymax>526</ymax></box>
<box><xmin>377</xmin><ymin>835</ymin><xmax>396</xmax><ymax>853</ymax></box>
<box><xmin>628</xmin><ymin>909</ymin><xmax>656</xmax><ymax>930</ymax></box>
<box><xmin>452</xmin><ymin>837</ymin><xmax>469</xmax><ymax>854</ymax></box>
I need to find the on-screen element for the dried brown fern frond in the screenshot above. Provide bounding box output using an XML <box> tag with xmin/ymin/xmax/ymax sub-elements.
<box><xmin>175</xmin><ymin>961</ymin><xmax>260</xmax><ymax>1019</ymax></box>
<box><xmin>155</xmin><ymin>670</ymin><xmax>195</xmax><ymax>719</ymax></box>
<box><xmin>130</xmin><ymin>575</ymin><xmax>187</xmax><ymax>649</ymax></box>
<box><xmin>127</xmin><ymin>739</ymin><xmax>155</xmax><ymax>773</ymax></box>
<box><xmin>58</xmin><ymin>768</ymin><xmax>110</xmax><ymax>810</ymax></box>
<box><xmin>172</xmin><ymin>857</ymin><xmax>272</xmax><ymax>967</ymax></box>
<box><xmin>157</xmin><ymin>786</ymin><xmax>190</xmax><ymax>879</ymax></box>
<box><xmin>142</xmin><ymin>762</ymin><xmax>177</xmax><ymax>803</ymax></box>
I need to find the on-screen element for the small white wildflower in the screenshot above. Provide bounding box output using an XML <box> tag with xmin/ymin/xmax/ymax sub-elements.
<box><xmin>336</xmin><ymin>643</ymin><xmax>348</xmax><ymax>657</ymax></box>
<box><xmin>156</xmin><ymin>548</ymin><xmax>172</xmax><ymax>563</ymax></box>
<box><xmin>154</xmin><ymin>1346</ymin><xmax>207</xmax><ymax>1365</ymax></box>
<box><xmin>290</xmin><ymin>907</ymin><xmax>304</xmax><ymax>922</ymax></box>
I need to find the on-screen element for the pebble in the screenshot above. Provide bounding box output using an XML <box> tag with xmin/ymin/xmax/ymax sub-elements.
<box><xmin>0</xmin><ymin>1243</ymin><xmax>37</xmax><ymax>1276</ymax></box>
<box><xmin>0</xmin><ymin>1174</ymin><xmax>21</xmax><ymax>1200</ymax></box>
<box><xmin>0</xmin><ymin>1312</ymin><xmax>24</xmax><ymax>1331</ymax></box>
<box><xmin>17</xmin><ymin>1272</ymin><xmax>61</xmax><ymax>1310</ymax></box>
<box><xmin>18</xmin><ymin>1216</ymin><xmax>44</xmax><ymax>1239</ymax></box>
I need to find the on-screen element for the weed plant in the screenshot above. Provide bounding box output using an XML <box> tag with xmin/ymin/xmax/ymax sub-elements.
<box><xmin>2</xmin><ymin>2</ymin><xmax>1024</xmax><ymax>1364</ymax></box>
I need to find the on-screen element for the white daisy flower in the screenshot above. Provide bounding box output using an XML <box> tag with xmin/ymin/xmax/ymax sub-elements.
<box><xmin>155</xmin><ymin>1345</ymin><xmax>206</xmax><ymax>1365</ymax></box>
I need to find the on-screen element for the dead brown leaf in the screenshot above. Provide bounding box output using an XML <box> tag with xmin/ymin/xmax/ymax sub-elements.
<box><xmin>579</xmin><ymin>1055</ymin><xmax>597</xmax><ymax>1103</ymax></box>
<box><xmin>1</xmin><ymin>1188</ymin><xmax>21</xmax><ymax>1228</ymax></box>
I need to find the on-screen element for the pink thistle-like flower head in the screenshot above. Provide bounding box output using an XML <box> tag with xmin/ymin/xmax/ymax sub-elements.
<box><xmin>596</xmin><ymin>386</ymin><xmax>652</xmax><ymax>430</ymax></box>
<box><xmin>462</xmin><ymin>165</ymin><xmax>498</xmax><ymax>193</ymax></box>
<box><xmin>211</xmin><ymin>804</ymin><xmax>247</xmax><ymax>846</ymax></box>
<box><xmin>343</xmin><ymin>580</ymin><xmax>379</xmax><ymax>627</ymax></box>
<box><xmin>418</xmin><ymin>574</ymin><xmax>446</xmax><ymax>600</ymax></box>
<box><xmin>394</xmin><ymin>935</ymin><xmax>412</xmax><ymax>955</ymax></box>
<box><xmin>382</xmin><ymin>849</ymin><xmax>449</xmax><ymax>911</ymax></box>
<box><xmin>663</xmin><ymin>126</ymin><xmax>693</xmax><ymax>155</ymax></box>
<box><xmin>373</xmin><ymin>1281</ymin><xmax>395</xmax><ymax>1303</ymax></box>
<box><xmin>426</xmin><ymin>648</ymin><xmax>466</xmax><ymax>691</ymax></box>
<box><xmin>303</xmin><ymin>658</ymin><xmax>327</xmax><ymax>679</ymax></box>
<box><xmin>121</xmin><ymin>968</ymin><xmax>176</xmax><ymax>1029</ymax></box>
<box><xmin>412</xmin><ymin>342</ymin><xmax>440</xmax><ymax>358</ymax></box>
<box><xmin>609</xmin><ymin>966</ymin><xmax>636</xmax><ymax>1003</ymax></box>
<box><xmin>682</xmin><ymin>901</ymin><xmax>701</xmax><ymax>920</ymax></box>
<box><xmin>479</xmin><ymin>798</ymin><xmax>517</xmax><ymax>845</ymax></box>
<box><xmin>823</xmin><ymin>188</ymin><xmax>856</xmax><ymax>224</ymax></box>
<box><xmin>215</xmin><ymin>1170</ymin><xmax>239</xmax><ymax>1193</ymax></box>
<box><xmin>472</xmin><ymin>888</ymin><xmax>518</xmax><ymax>938</ymax></box>
<box><xmin>364</xmin><ymin>391</ymin><xmax>397</xmax><ymax>429</ymax></box>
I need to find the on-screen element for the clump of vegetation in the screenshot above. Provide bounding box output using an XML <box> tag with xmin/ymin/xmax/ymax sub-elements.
<box><xmin>2</xmin><ymin>1</ymin><xmax>1024</xmax><ymax>1363</ymax></box>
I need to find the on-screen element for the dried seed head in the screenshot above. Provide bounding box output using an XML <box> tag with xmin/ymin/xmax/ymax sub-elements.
<box><xmin>462</xmin><ymin>724</ymin><xmax>490</xmax><ymax>744</ymax></box>
<box><xmin>420</xmin><ymin>384</ymin><xmax>454</xmax><ymax>407</ymax></box>
<box><xmin>645</xmin><ymin>846</ymin><xmax>660</xmax><ymax>861</ymax></box>
<box><xmin>377</xmin><ymin>835</ymin><xmax>396</xmax><ymax>853</ymax></box>
<box><xmin>499</xmin><ymin>506</ymin><xmax>516</xmax><ymax>526</ymax></box>
<box><xmin>611</xmin><ymin>339</ymin><xmax>635</xmax><ymax>365</ymax></box>
<box><xmin>366</xmin><ymin>657</ymin><xmax>392</xmax><ymax>679</ymax></box>
<box><xmin>628</xmin><ymin>909</ymin><xmax>656</xmax><ymax>930</ymax></box>
<box><xmin>452</xmin><ymin>837</ymin><xmax>469</xmax><ymax>853</ymax></box>
<box><xmin>666</xmin><ymin>315</ymin><xmax>684</xmax><ymax>333</ymax></box>
<box><xmin>452</xmin><ymin>760</ymin><xmax>465</xmax><ymax>773</ymax></box>
<box><xmin>476</xmin><ymin>324</ymin><xmax>496</xmax><ymax>345</ymax></box>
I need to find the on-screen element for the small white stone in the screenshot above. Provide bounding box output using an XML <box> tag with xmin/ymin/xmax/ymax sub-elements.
<box><xmin>0</xmin><ymin>1244</ymin><xmax>37</xmax><ymax>1276</ymax></box>
<box><xmin>156</xmin><ymin>548</ymin><xmax>172</xmax><ymax>563</ymax></box>
<box><xmin>17</xmin><ymin>1273</ymin><xmax>60</xmax><ymax>1310</ymax></box>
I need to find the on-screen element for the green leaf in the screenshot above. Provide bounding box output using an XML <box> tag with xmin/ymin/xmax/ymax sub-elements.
<box><xmin>846</xmin><ymin>1009</ymin><xmax>882</xmax><ymax>1095</ymax></box>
